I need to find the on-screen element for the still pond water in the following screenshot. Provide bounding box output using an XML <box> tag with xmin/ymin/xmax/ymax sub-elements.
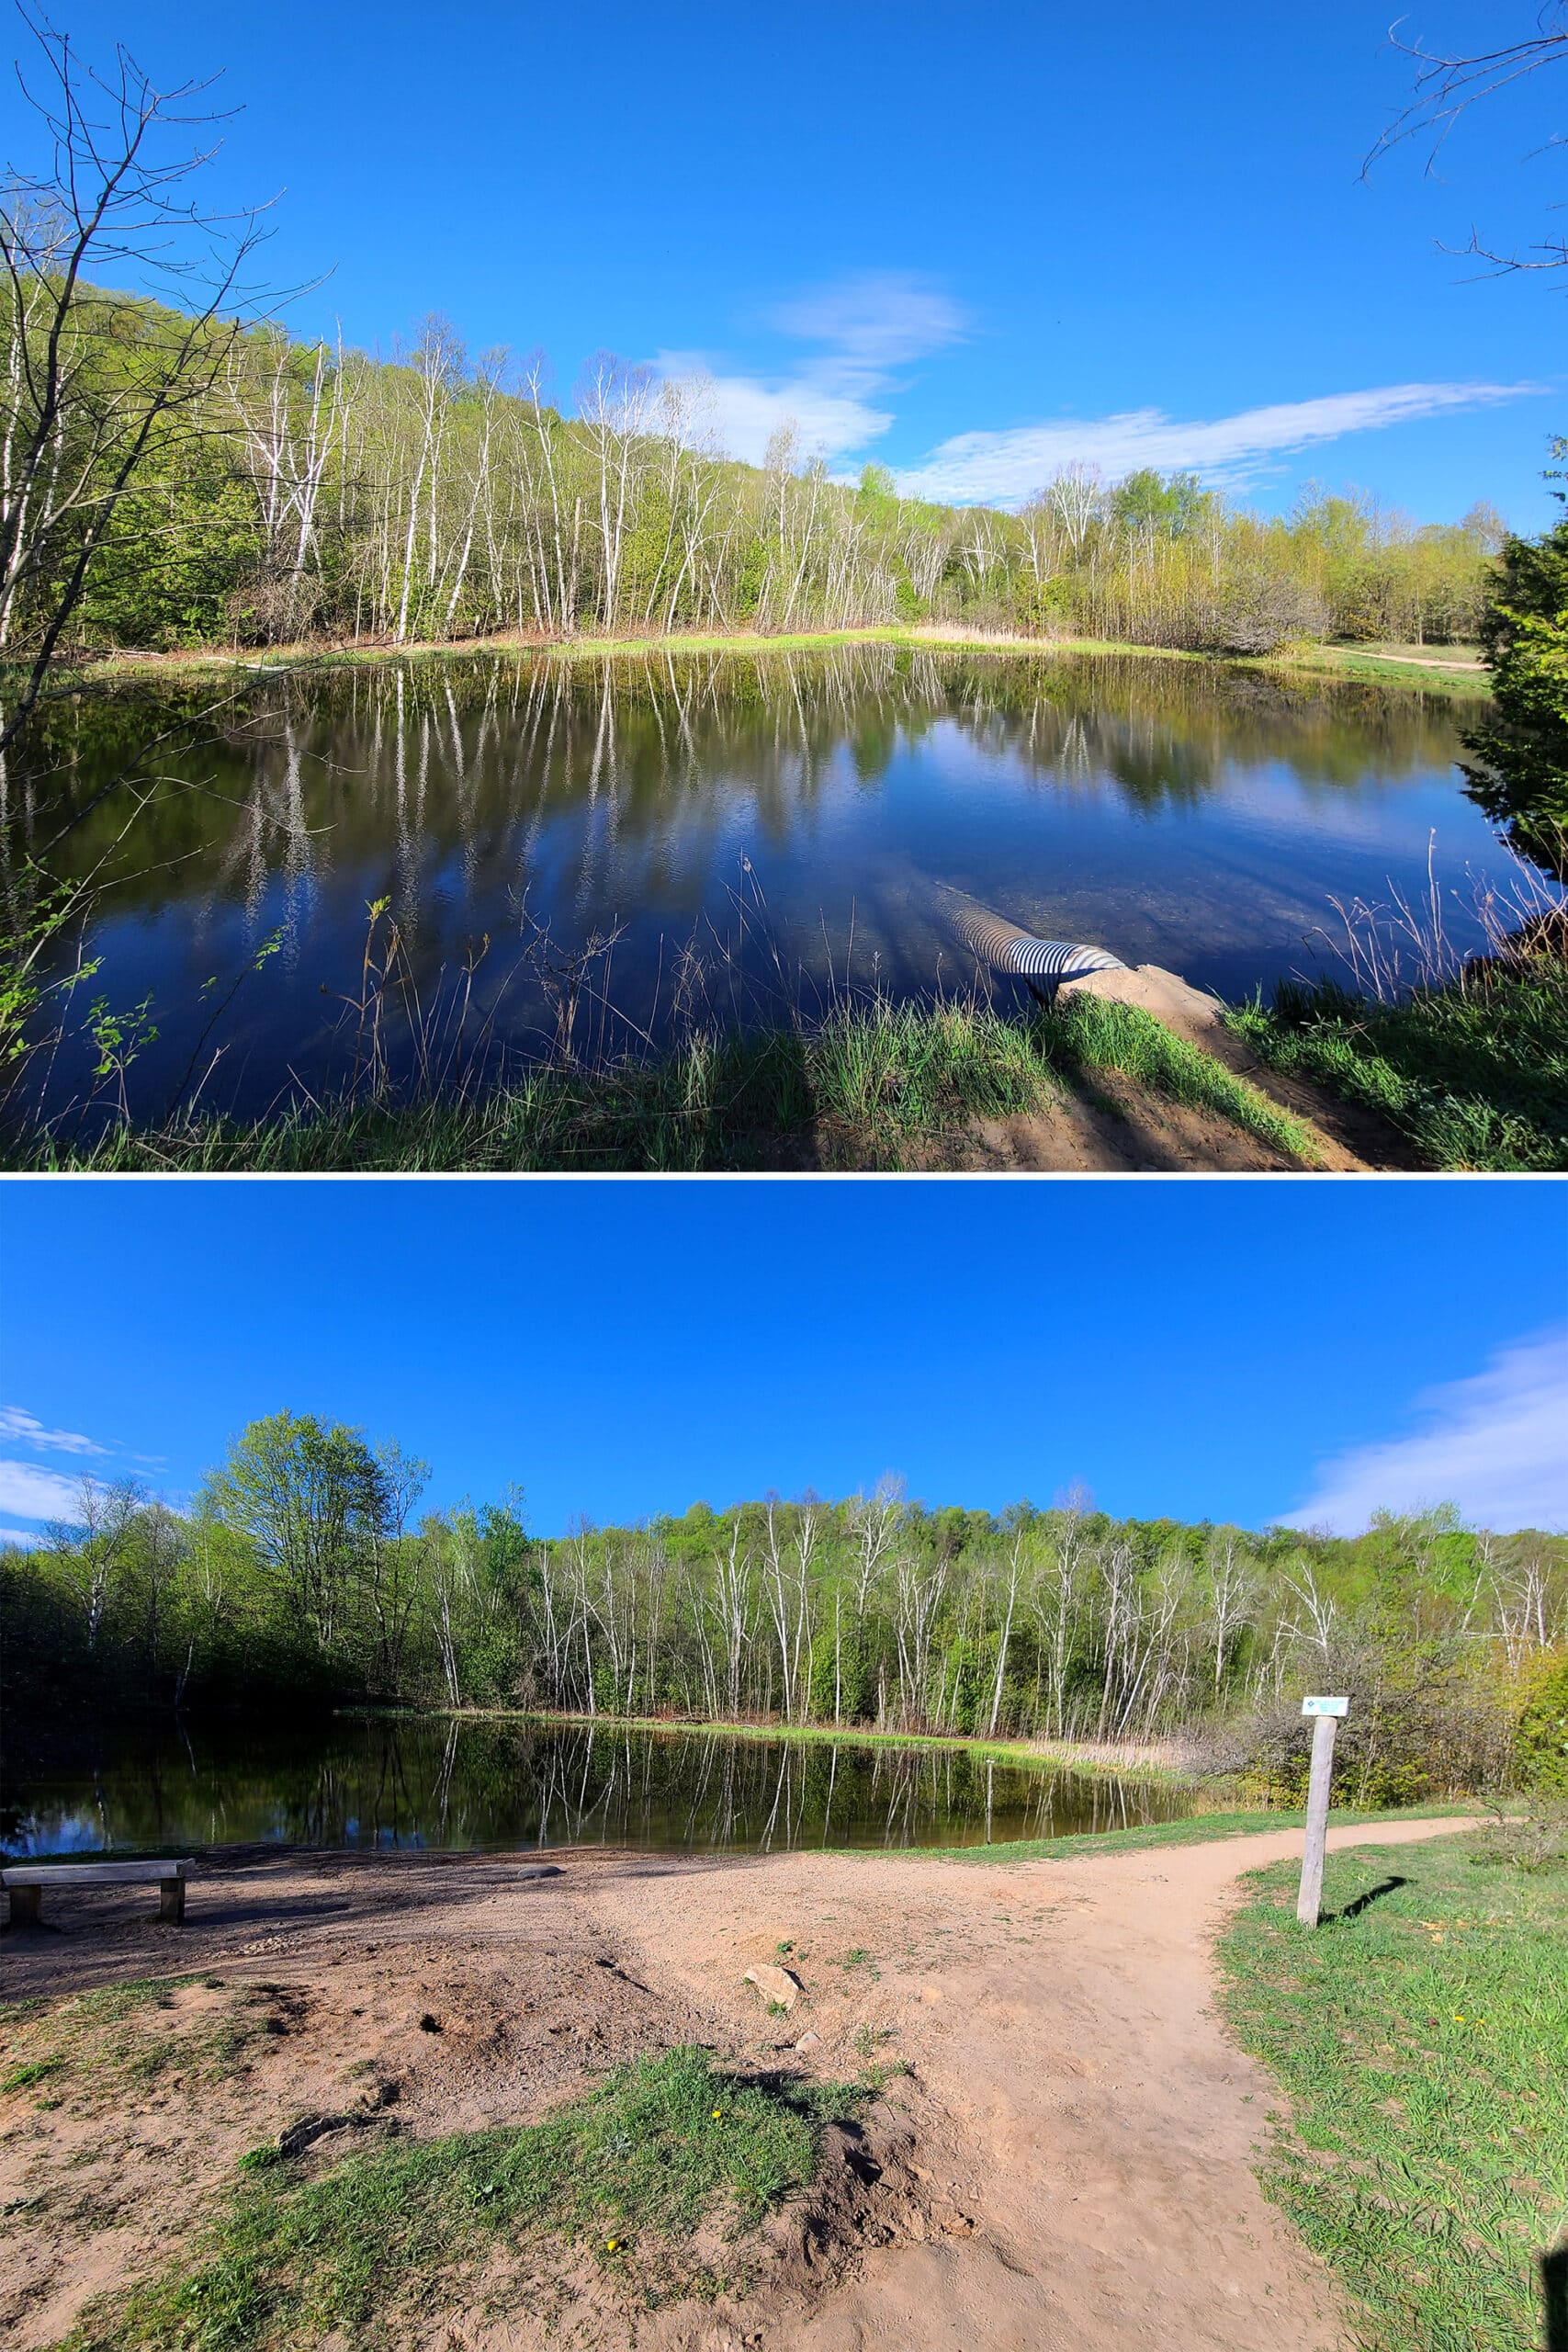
<box><xmin>14</xmin><ymin>644</ymin><xmax>1509</xmax><ymax>1121</ymax></box>
<box><xmin>3</xmin><ymin>1715</ymin><xmax>1201</xmax><ymax>1857</ymax></box>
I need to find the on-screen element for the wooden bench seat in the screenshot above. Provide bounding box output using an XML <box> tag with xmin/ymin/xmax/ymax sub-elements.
<box><xmin>2</xmin><ymin>1858</ymin><xmax>194</xmax><ymax>1925</ymax></box>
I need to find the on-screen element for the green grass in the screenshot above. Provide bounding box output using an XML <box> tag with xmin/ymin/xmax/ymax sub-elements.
<box><xmin>1217</xmin><ymin>1826</ymin><xmax>1567</xmax><ymax>2352</ymax></box>
<box><xmin>66</xmin><ymin>2046</ymin><xmax>865</xmax><ymax>2351</ymax></box>
<box><xmin>1256</xmin><ymin>642</ymin><xmax>1494</xmax><ymax>698</ymax></box>
<box><xmin>401</xmin><ymin>1703</ymin><xmax>1205</xmax><ymax>1786</ymax></box>
<box><xmin>928</xmin><ymin>1801</ymin><xmax>1473</xmax><ymax>1865</ymax></box>
<box><xmin>24</xmin><ymin>624</ymin><xmax>1492</xmax><ymax>703</ymax></box>
<box><xmin>1040</xmin><ymin>990</ymin><xmax>1317</xmax><ymax>1157</ymax></box>
<box><xmin>0</xmin><ymin>1975</ymin><xmax>280</xmax><ymax>2112</ymax></box>
<box><xmin>12</xmin><ymin>991</ymin><xmax>1316</xmax><ymax>1173</ymax></box>
<box><xmin>1230</xmin><ymin>954</ymin><xmax>1568</xmax><ymax>1171</ymax></box>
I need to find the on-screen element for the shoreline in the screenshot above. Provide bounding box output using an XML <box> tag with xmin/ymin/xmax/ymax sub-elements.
<box><xmin>8</xmin><ymin>985</ymin><xmax>1386</xmax><ymax>1174</ymax></box>
<box><xmin>334</xmin><ymin>1703</ymin><xmax>1208</xmax><ymax>1786</ymax></box>
<box><xmin>5</xmin><ymin>1799</ymin><xmax>1478</xmax><ymax>1874</ymax></box>
<box><xmin>20</xmin><ymin>621</ymin><xmax>1495</xmax><ymax>701</ymax></box>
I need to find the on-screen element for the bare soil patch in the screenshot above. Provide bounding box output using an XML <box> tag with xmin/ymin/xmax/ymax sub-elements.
<box><xmin>0</xmin><ymin>1818</ymin><xmax>1475</xmax><ymax>2349</ymax></box>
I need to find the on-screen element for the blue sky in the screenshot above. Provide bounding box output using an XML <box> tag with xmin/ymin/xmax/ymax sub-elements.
<box><xmin>2</xmin><ymin>0</ymin><xmax>1562</xmax><ymax>523</ymax></box>
<box><xmin>2</xmin><ymin>1180</ymin><xmax>1562</xmax><ymax>1538</ymax></box>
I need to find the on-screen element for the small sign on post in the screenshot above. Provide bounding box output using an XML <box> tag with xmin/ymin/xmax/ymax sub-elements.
<box><xmin>1297</xmin><ymin>1696</ymin><xmax>1349</xmax><ymax>1928</ymax></box>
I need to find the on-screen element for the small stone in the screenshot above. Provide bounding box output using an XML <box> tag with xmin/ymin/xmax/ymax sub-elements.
<box><xmin>794</xmin><ymin>2030</ymin><xmax>821</xmax><ymax>2052</ymax></box>
<box><xmin>742</xmin><ymin>1963</ymin><xmax>804</xmax><ymax>2012</ymax></box>
<box><xmin>516</xmin><ymin>1865</ymin><xmax>563</xmax><ymax>1880</ymax></box>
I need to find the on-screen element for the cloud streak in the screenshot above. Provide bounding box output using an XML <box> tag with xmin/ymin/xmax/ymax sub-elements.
<box><xmin>895</xmin><ymin>380</ymin><xmax>1540</xmax><ymax>506</ymax></box>
<box><xmin>1280</xmin><ymin>1327</ymin><xmax>1568</xmax><ymax>1536</ymax></box>
<box><xmin>657</xmin><ymin>271</ymin><xmax>965</xmax><ymax>468</ymax></box>
<box><xmin>0</xmin><ymin>1404</ymin><xmax>107</xmax><ymax>1456</ymax></box>
<box><xmin>651</xmin><ymin>351</ymin><xmax>891</xmax><ymax>467</ymax></box>
<box><xmin>0</xmin><ymin>1458</ymin><xmax>93</xmax><ymax>1524</ymax></box>
<box><xmin>765</xmin><ymin>276</ymin><xmax>967</xmax><ymax>370</ymax></box>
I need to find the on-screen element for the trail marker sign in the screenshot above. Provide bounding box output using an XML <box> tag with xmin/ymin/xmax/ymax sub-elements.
<box><xmin>1297</xmin><ymin>1698</ymin><xmax>1349</xmax><ymax>1926</ymax></box>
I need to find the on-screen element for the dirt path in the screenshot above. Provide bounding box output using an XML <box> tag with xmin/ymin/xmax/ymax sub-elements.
<box><xmin>604</xmin><ymin>1815</ymin><xmax>1478</xmax><ymax>2351</ymax></box>
<box><xmin>1</xmin><ymin>1816</ymin><xmax>1477</xmax><ymax>2350</ymax></box>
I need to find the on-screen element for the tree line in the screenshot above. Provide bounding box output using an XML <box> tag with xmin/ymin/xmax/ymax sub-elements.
<box><xmin>12</xmin><ymin>296</ymin><xmax>1506</xmax><ymax>663</ymax></box>
<box><xmin>0</xmin><ymin>13</ymin><xmax>1504</xmax><ymax>717</ymax></box>
<box><xmin>5</xmin><ymin>1411</ymin><xmax>1564</xmax><ymax>1799</ymax></box>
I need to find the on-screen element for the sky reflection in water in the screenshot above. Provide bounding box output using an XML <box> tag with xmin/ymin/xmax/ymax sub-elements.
<box><xmin>17</xmin><ymin>646</ymin><xmax>1506</xmax><ymax>1119</ymax></box>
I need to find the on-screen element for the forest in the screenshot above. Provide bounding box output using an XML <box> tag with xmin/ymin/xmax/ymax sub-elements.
<box><xmin>0</xmin><ymin>8</ymin><xmax>1503</xmax><ymax>696</ymax></box>
<box><xmin>4</xmin><ymin>1411</ymin><xmax>1564</xmax><ymax>1803</ymax></box>
<box><xmin>5</xmin><ymin>291</ymin><xmax>1503</xmax><ymax>664</ymax></box>
<box><xmin>0</xmin><ymin>3</ymin><xmax>1517</xmax><ymax>750</ymax></box>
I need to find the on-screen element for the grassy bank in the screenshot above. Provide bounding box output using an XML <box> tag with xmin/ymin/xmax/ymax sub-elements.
<box><xmin>1218</xmin><ymin>1822</ymin><xmax>1567</xmax><ymax>2352</ymax></box>
<box><xmin>1256</xmin><ymin>641</ymin><xmax>1492</xmax><ymax>697</ymax></box>
<box><xmin>1229</xmin><ymin>948</ymin><xmax>1568</xmax><ymax>1172</ymax></box>
<box><xmin>24</xmin><ymin>623</ymin><xmax>1492</xmax><ymax>698</ymax></box>
<box><xmin>936</xmin><ymin>1801</ymin><xmax>1474</xmax><ymax>1865</ymax></box>
<box><xmin>57</xmin><ymin>2045</ymin><xmax>863</xmax><ymax>2350</ymax></box>
<box><xmin>12</xmin><ymin>990</ymin><xmax>1321</xmax><ymax>1173</ymax></box>
<box><xmin>372</xmin><ymin>1704</ymin><xmax>1206</xmax><ymax>1788</ymax></box>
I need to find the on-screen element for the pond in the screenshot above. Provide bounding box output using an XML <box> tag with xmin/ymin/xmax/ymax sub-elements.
<box><xmin>7</xmin><ymin>643</ymin><xmax>1515</xmax><ymax>1124</ymax></box>
<box><xmin>0</xmin><ymin>1713</ymin><xmax>1202</xmax><ymax>1857</ymax></box>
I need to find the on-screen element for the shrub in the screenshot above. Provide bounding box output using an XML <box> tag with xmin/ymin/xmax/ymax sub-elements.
<box><xmin>1516</xmin><ymin>1653</ymin><xmax>1568</xmax><ymax>1791</ymax></box>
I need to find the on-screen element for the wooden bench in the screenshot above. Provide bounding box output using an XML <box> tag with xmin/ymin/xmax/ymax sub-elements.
<box><xmin>2</xmin><ymin>1859</ymin><xmax>194</xmax><ymax>1926</ymax></box>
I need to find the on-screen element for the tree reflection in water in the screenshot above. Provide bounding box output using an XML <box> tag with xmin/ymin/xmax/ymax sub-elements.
<box><xmin>6</xmin><ymin>1713</ymin><xmax>1199</xmax><ymax>1856</ymax></box>
<box><xmin>6</xmin><ymin>646</ymin><xmax>1507</xmax><ymax>1123</ymax></box>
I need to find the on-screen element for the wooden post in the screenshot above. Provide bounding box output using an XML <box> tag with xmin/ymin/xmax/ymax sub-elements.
<box><xmin>6</xmin><ymin>1883</ymin><xmax>40</xmax><ymax>1926</ymax></box>
<box><xmin>159</xmin><ymin>1874</ymin><xmax>186</xmax><ymax>1925</ymax></box>
<box><xmin>1297</xmin><ymin>1696</ymin><xmax>1348</xmax><ymax>1927</ymax></box>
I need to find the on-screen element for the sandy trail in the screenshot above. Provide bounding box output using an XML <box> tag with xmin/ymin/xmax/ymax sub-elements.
<box><xmin>1</xmin><ymin>1815</ymin><xmax>1478</xmax><ymax>2350</ymax></box>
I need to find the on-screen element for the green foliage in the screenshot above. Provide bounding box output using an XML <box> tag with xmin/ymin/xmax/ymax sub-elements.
<box><xmin>1230</xmin><ymin>949</ymin><xmax>1568</xmax><ymax>1171</ymax></box>
<box><xmin>1219</xmin><ymin>1834</ymin><xmax>1568</xmax><ymax>2352</ymax></box>
<box><xmin>1109</xmin><ymin>468</ymin><xmax>1213</xmax><ymax>538</ymax></box>
<box><xmin>202</xmin><ymin>1412</ymin><xmax>426</xmax><ymax>1663</ymax></box>
<box><xmin>6</xmin><ymin>1403</ymin><xmax>1562</xmax><ymax>1793</ymax></box>
<box><xmin>1461</xmin><ymin>503</ymin><xmax>1568</xmax><ymax>874</ymax></box>
<box><xmin>1517</xmin><ymin>1656</ymin><xmax>1568</xmax><ymax>1791</ymax></box>
<box><xmin>76</xmin><ymin>470</ymin><xmax>266</xmax><ymax>650</ymax></box>
<box><xmin>70</xmin><ymin>2048</ymin><xmax>856</xmax><ymax>2350</ymax></box>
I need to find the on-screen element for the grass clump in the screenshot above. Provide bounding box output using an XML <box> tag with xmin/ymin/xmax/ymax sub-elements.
<box><xmin>1230</xmin><ymin>952</ymin><xmax>1568</xmax><ymax>1170</ymax></box>
<box><xmin>0</xmin><ymin>1976</ymin><xmax>280</xmax><ymax>2112</ymax></box>
<box><xmin>1217</xmin><ymin>1829</ymin><xmax>1567</xmax><ymax>2352</ymax></box>
<box><xmin>68</xmin><ymin>2046</ymin><xmax>861</xmax><ymax>2351</ymax></box>
<box><xmin>1038</xmin><ymin>991</ymin><xmax>1317</xmax><ymax>1158</ymax></box>
<box><xmin>13</xmin><ymin>992</ymin><xmax>1315</xmax><ymax>1173</ymax></box>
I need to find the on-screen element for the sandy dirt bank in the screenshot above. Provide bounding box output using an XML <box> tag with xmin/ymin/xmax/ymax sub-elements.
<box><xmin>0</xmin><ymin>1815</ymin><xmax>1477</xmax><ymax>2350</ymax></box>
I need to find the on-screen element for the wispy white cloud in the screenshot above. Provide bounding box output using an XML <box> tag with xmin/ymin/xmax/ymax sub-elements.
<box><xmin>656</xmin><ymin>271</ymin><xmax>965</xmax><ymax>468</ymax></box>
<box><xmin>0</xmin><ymin>1404</ymin><xmax>108</xmax><ymax>1457</ymax></box>
<box><xmin>651</xmin><ymin>351</ymin><xmax>891</xmax><ymax>467</ymax></box>
<box><xmin>0</xmin><ymin>1525</ymin><xmax>45</xmax><ymax>1548</ymax></box>
<box><xmin>0</xmin><ymin>1458</ymin><xmax>93</xmax><ymax>1523</ymax></box>
<box><xmin>894</xmin><ymin>380</ymin><xmax>1542</xmax><ymax>507</ymax></box>
<box><xmin>765</xmin><ymin>275</ymin><xmax>967</xmax><ymax>370</ymax></box>
<box><xmin>1280</xmin><ymin>1327</ymin><xmax>1568</xmax><ymax>1536</ymax></box>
